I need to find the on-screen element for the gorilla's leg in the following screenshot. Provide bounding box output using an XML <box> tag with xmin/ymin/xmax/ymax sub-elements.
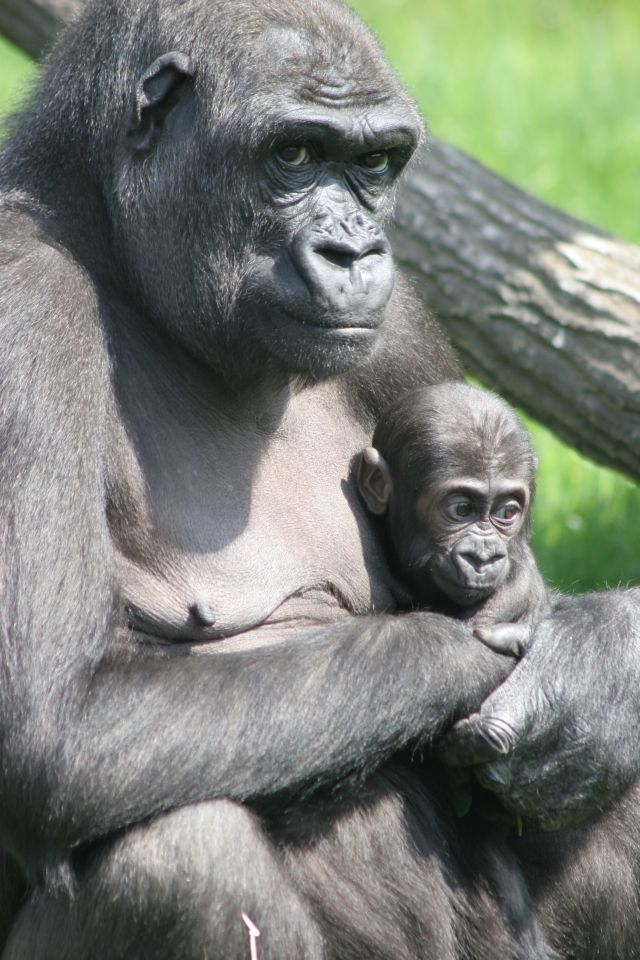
<box><xmin>280</xmin><ymin>773</ymin><xmax>460</xmax><ymax>960</ymax></box>
<box><xmin>519</xmin><ymin>783</ymin><xmax>640</xmax><ymax>960</ymax></box>
<box><xmin>277</xmin><ymin>765</ymin><xmax>540</xmax><ymax>960</ymax></box>
<box><xmin>3</xmin><ymin>800</ymin><xmax>324</xmax><ymax>960</ymax></box>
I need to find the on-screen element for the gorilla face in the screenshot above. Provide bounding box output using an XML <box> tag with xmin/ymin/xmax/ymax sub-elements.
<box><xmin>406</xmin><ymin>477</ymin><xmax>529</xmax><ymax>607</ymax></box>
<box><xmin>111</xmin><ymin>3</ymin><xmax>422</xmax><ymax>383</ymax></box>
<box><xmin>245</xmin><ymin>93</ymin><xmax>420</xmax><ymax>378</ymax></box>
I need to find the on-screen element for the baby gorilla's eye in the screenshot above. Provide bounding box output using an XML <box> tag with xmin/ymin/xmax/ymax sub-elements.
<box><xmin>493</xmin><ymin>501</ymin><xmax>521</xmax><ymax>524</ymax></box>
<box><xmin>445</xmin><ymin>498</ymin><xmax>474</xmax><ymax>521</ymax></box>
<box><xmin>277</xmin><ymin>144</ymin><xmax>312</xmax><ymax>165</ymax></box>
<box><xmin>359</xmin><ymin>151</ymin><xmax>389</xmax><ymax>171</ymax></box>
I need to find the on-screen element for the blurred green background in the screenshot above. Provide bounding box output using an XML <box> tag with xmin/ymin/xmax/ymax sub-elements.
<box><xmin>1</xmin><ymin>0</ymin><xmax>639</xmax><ymax>591</ymax></box>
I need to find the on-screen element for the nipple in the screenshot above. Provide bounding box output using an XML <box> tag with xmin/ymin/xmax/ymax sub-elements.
<box><xmin>190</xmin><ymin>600</ymin><xmax>216</xmax><ymax>627</ymax></box>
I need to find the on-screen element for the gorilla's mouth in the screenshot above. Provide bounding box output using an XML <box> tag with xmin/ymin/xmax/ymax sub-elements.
<box><xmin>280</xmin><ymin>308</ymin><xmax>380</xmax><ymax>334</ymax></box>
<box><xmin>428</xmin><ymin>557</ymin><xmax>503</xmax><ymax>607</ymax></box>
<box><xmin>252</xmin><ymin>304</ymin><xmax>382</xmax><ymax>377</ymax></box>
<box><xmin>260</xmin><ymin>305</ymin><xmax>383</xmax><ymax>347</ymax></box>
<box><xmin>248</xmin><ymin>247</ymin><xmax>394</xmax><ymax>341</ymax></box>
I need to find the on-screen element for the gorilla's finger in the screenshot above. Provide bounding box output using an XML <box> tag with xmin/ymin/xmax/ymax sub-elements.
<box><xmin>439</xmin><ymin>695</ymin><xmax>525</xmax><ymax>766</ymax></box>
<box><xmin>474</xmin><ymin>758</ymin><xmax>512</xmax><ymax>791</ymax></box>
<box><xmin>439</xmin><ymin>711</ymin><xmax>521</xmax><ymax>766</ymax></box>
<box><xmin>475</xmin><ymin>623</ymin><xmax>531</xmax><ymax>657</ymax></box>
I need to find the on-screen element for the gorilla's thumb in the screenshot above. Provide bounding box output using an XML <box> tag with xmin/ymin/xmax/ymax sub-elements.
<box><xmin>438</xmin><ymin>676</ymin><xmax>531</xmax><ymax>767</ymax></box>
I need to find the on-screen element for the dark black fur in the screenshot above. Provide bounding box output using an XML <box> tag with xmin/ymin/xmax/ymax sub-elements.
<box><xmin>1</xmin><ymin>2</ymin><xmax>640</xmax><ymax>958</ymax></box>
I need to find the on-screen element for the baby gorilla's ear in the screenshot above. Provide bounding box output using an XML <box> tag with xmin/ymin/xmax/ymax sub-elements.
<box><xmin>358</xmin><ymin>447</ymin><xmax>392</xmax><ymax>515</ymax></box>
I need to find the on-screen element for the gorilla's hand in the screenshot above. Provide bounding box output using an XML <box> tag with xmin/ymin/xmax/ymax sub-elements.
<box><xmin>439</xmin><ymin>589</ymin><xmax>640</xmax><ymax>829</ymax></box>
<box><xmin>474</xmin><ymin>621</ymin><xmax>532</xmax><ymax>658</ymax></box>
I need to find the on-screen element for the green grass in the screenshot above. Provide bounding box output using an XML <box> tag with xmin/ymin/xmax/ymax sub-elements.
<box><xmin>2</xmin><ymin>5</ymin><xmax>640</xmax><ymax>591</ymax></box>
<box><xmin>528</xmin><ymin>424</ymin><xmax>640</xmax><ymax>591</ymax></box>
<box><xmin>0</xmin><ymin>38</ymin><xmax>35</xmax><ymax>115</ymax></box>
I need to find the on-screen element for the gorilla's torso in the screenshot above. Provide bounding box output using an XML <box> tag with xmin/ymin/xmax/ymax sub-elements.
<box><xmin>107</xmin><ymin>345</ymin><xmax>396</xmax><ymax>646</ymax></box>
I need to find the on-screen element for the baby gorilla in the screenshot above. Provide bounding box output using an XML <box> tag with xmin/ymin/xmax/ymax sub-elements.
<box><xmin>358</xmin><ymin>380</ymin><xmax>550</xmax><ymax>654</ymax></box>
<box><xmin>358</xmin><ymin>381</ymin><xmax>556</xmax><ymax>960</ymax></box>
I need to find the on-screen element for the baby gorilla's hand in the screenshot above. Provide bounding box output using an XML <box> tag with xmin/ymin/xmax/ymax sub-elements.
<box><xmin>474</xmin><ymin>622</ymin><xmax>532</xmax><ymax>658</ymax></box>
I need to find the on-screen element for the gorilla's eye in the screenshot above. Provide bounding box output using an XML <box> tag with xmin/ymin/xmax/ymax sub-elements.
<box><xmin>277</xmin><ymin>144</ymin><xmax>312</xmax><ymax>166</ymax></box>
<box><xmin>493</xmin><ymin>501</ymin><xmax>521</xmax><ymax>524</ymax></box>
<box><xmin>359</xmin><ymin>151</ymin><xmax>389</xmax><ymax>171</ymax></box>
<box><xmin>445</xmin><ymin>498</ymin><xmax>474</xmax><ymax>521</ymax></box>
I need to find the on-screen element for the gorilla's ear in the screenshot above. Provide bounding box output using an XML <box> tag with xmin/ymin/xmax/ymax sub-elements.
<box><xmin>358</xmin><ymin>447</ymin><xmax>392</xmax><ymax>515</ymax></box>
<box><xmin>129</xmin><ymin>52</ymin><xmax>195</xmax><ymax>152</ymax></box>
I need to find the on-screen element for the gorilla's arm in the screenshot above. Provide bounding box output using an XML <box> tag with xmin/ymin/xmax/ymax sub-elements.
<box><xmin>0</xmin><ymin>237</ymin><xmax>514</xmax><ymax>872</ymax></box>
<box><xmin>440</xmin><ymin>589</ymin><xmax>640</xmax><ymax>828</ymax></box>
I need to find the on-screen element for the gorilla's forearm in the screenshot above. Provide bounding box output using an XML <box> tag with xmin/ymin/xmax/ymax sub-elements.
<box><xmin>4</xmin><ymin>612</ymin><xmax>512</xmax><ymax>866</ymax></box>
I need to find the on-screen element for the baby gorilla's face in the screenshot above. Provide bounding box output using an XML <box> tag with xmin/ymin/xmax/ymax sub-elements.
<box><xmin>357</xmin><ymin>427</ymin><xmax>534</xmax><ymax>611</ymax></box>
<box><xmin>405</xmin><ymin>476</ymin><xmax>529</xmax><ymax>607</ymax></box>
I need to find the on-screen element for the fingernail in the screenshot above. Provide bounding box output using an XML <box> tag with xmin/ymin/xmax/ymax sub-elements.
<box><xmin>480</xmin><ymin>760</ymin><xmax>512</xmax><ymax>788</ymax></box>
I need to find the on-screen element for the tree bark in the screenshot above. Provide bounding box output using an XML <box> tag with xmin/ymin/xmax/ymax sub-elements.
<box><xmin>0</xmin><ymin>0</ymin><xmax>81</xmax><ymax>59</ymax></box>
<box><xmin>1</xmin><ymin>0</ymin><xmax>640</xmax><ymax>480</ymax></box>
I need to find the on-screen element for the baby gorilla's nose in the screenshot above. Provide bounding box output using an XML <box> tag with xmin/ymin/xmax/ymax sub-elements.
<box><xmin>453</xmin><ymin>534</ymin><xmax>508</xmax><ymax>585</ymax></box>
<box><xmin>459</xmin><ymin>541</ymin><xmax>506</xmax><ymax>571</ymax></box>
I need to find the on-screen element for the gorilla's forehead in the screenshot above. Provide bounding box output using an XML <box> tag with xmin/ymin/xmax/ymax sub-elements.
<box><xmin>246</xmin><ymin>23</ymin><xmax>412</xmax><ymax>110</ymax></box>
<box><xmin>430</xmin><ymin>435</ymin><xmax>535</xmax><ymax>488</ymax></box>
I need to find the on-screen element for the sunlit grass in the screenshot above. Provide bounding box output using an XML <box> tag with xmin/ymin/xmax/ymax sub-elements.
<box><xmin>0</xmin><ymin>37</ymin><xmax>35</xmax><ymax>116</ymax></box>
<box><xmin>2</xmin><ymin>5</ymin><xmax>640</xmax><ymax>592</ymax></box>
<box><xmin>527</xmin><ymin>421</ymin><xmax>640</xmax><ymax>591</ymax></box>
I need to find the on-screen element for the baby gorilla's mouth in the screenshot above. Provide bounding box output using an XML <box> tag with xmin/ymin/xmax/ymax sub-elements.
<box><xmin>427</xmin><ymin>555</ymin><xmax>504</xmax><ymax>608</ymax></box>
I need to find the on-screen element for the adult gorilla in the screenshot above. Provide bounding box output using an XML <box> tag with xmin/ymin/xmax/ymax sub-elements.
<box><xmin>1</xmin><ymin>0</ymin><xmax>639</xmax><ymax>957</ymax></box>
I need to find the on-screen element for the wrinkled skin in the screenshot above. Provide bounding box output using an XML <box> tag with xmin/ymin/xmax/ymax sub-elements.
<box><xmin>0</xmin><ymin>0</ymin><xmax>640</xmax><ymax>958</ymax></box>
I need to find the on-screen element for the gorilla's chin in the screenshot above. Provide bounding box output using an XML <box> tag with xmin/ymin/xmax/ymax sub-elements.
<box><xmin>256</xmin><ymin>308</ymin><xmax>383</xmax><ymax>379</ymax></box>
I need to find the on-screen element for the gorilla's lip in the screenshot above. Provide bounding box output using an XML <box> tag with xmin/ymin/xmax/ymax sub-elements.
<box><xmin>428</xmin><ymin>561</ymin><xmax>498</xmax><ymax>606</ymax></box>
<box><xmin>275</xmin><ymin>308</ymin><xmax>380</xmax><ymax>336</ymax></box>
<box><xmin>443</xmin><ymin>569</ymin><xmax>501</xmax><ymax>594</ymax></box>
<box><xmin>441</xmin><ymin>580</ymin><xmax>496</xmax><ymax>607</ymax></box>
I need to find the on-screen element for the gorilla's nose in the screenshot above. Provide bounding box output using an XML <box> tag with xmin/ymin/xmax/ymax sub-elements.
<box><xmin>454</xmin><ymin>535</ymin><xmax>507</xmax><ymax>581</ymax></box>
<box><xmin>459</xmin><ymin>547</ymin><xmax>505</xmax><ymax>573</ymax></box>
<box><xmin>291</xmin><ymin>215</ymin><xmax>394</xmax><ymax>320</ymax></box>
<box><xmin>314</xmin><ymin>231</ymin><xmax>386</xmax><ymax>270</ymax></box>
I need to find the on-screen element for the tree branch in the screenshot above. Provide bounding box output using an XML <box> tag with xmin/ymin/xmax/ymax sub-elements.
<box><xmin>1</xmin><ymin>0</ymin><xmax>640</xmax><ymax>480</ymax></box>
<box><xmin>0</xmin><ymin>0</ymin><xmax>81</xmax><ymax>59</ymax></box>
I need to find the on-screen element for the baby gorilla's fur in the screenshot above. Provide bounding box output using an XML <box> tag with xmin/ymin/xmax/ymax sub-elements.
<box><xmin>358</xmin><ymin>381</ymin><xmax>550</xmax><ymax>654</ymax></box>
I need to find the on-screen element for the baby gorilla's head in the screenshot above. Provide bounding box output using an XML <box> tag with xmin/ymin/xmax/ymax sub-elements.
<box><xmin>358</xmin><ymin>382</ymin><xmax>537</xmax><ymax>608</ymax></box>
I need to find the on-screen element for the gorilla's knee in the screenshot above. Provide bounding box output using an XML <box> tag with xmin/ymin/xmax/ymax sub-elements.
<box><xmin>7</xmin><ymin>802</ymin><xmax>323</xmax><ymax>960</ymax></box>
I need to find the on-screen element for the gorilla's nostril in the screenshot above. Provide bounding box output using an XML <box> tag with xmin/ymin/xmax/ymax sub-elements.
<box><xmin>460</xmin><ymin>551</ymin><xmax>503</xmax><ymax>572</ymax></box>
<box><xmin>316</xmin><ymin>246</ymin><xmax>355</xmax><ymax>269</ymax></box>
<box><xmin>290</xmin><ymin>225</ymin><xmax>394</xmax><ymax>315</ymax></box>
<box><xmin>315</xmin><ymin>241</ymin><xmax>385</xmax><ymax>269</ymax></box>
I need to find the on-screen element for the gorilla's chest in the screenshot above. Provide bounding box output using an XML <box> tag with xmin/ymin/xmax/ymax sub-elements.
<box><xmin>109</xmin><ymin>382</ymin><xmax>395</xmax><ymax>643</ymax></box>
